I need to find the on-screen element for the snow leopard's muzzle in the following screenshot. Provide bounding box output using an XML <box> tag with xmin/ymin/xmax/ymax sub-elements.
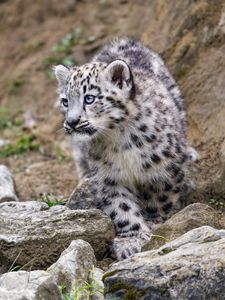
<box><xmin>64</xmin><ymin>118</ymin><xmax>97</xmax><ymax>136</ymax></box>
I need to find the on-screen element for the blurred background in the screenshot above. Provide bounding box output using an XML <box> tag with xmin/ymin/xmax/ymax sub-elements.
<box><xmin>0</xmin><ymin>0</ymin><xmax>225</xmax><ymax>211</ymax></box>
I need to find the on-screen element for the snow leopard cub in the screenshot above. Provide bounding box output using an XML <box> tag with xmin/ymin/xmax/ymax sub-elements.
<box><xmin>54</xmin><ymin>38</ymin><xmax>197</xmax><ymax>260</ymax></box>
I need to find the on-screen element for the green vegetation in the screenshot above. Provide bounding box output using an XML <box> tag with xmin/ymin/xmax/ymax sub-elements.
<box><xmin>43</xmin><ymin>27</ymin><xmax>97</xmax><ymax>80</ymax></box>
<box><xmin>55</xmin><ymin>144</ymin><xmax>68</xmax><ymax>161</ymax></box>
<box><xmin>43</xmin><ymin>27</ymin><xmax>81</xmax><ymax>70</ymax></box>
<box><xmin>7</xmin><ymin>76</ymin><xmax>28</xmax><ymax>94</ymax></box>
<box><xmin>0</xmin><ymin>108</ymin><xmax>39</xmax><ymax>158</ymax></box>
<box><xmin>7</xmin><ymin>250</ymin><xmax>36</xmax><ymax>273</ymax></box>
<box><xmin>22</xmin><ymin>40</ymin><xmax>45</xmax><ymax>54</ymax></box>
<box><xmin>209</xmin><ymin>198</ymin><xmax>225</xmax><ymax>211</ymax></box>
<box><xmin>0</xmin><ymin>134</ymin><xmax>40</xmax><ymax>157</ymax></box>
<box><xmin>0</xmin><ymin>107</ymin><xmax>13</xmax><ymax>130</ymax></box>
<box><xmin>59</xmin><ymin>267</ymin><xmax>104</xmax><ymax>300</ymax></box>
<box><xmin>40</xmin><ymin>193</ymin><xmax>67</xmax><ymax>207</ymax></box>
<box><xmin>0</xmin><ymin>107</ymin><xmax>23</xmax><ymax>130</ymax></box>
<box><xmin>151</xmin><ymin>234</ymin><xmax>170</xmax><ymax>243</ymax></box>
<box><xmin>10</xmin><ymin>265</ymin><xmax>23</xmax><ymax>272</ymax></box>
<box><xmin>52</xmin><ymin>28</ymin><xmax>81</xmax><ymax>55</ymax></box>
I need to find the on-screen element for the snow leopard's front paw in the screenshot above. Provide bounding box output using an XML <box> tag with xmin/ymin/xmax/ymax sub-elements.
<box><xmin>111</xmin><ymin>233</ymin><xmax>151</xmax><ymax>260</ymax></box>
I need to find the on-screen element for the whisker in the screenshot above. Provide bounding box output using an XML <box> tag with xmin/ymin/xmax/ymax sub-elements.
<box><xmin>54</xmin><ymin>121</ymin><xmax>64</xmax><ymax>132</ymax></box>
<box><xmin>76</xmin><ymin>123</ymin><xmax>90</xmax><ymax>130</ymax></box>
<box><xmin>55</xmin><ymin>127</ymin><xmax>65</xmax><ymax>133</ymax></box>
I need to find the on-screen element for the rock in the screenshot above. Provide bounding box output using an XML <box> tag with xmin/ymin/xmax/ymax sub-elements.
<box><xmin>67</xmin><ymin>180</ymin><xmax>99</xmax><ymax>210</ymax></box>
<box><xmin>89</xmin><ymin>267</ymin><xmax>104</xmax><ymax>300</ymax></box>
<box><xmin>0</xmin><ymin>165</ymin><xmax>18</xmax><ymax>203</ymax></box>
<box><xmin>97</xmin><ymin>258</ymin><xmax>115</xmax><ymax>272</ymax></box>
<box><xmin>0</xmin><ymin>270</ymin><xmax>62</xmax><ymax>300</ymax></box>
<box><xmin>104</xmin><ymin>226</ymin><xmax>225</xmax><ymax>300</ymax></box>
<box><xmin>48</xmin><ymin>239</ymin><xmax>96</xmax><ymax>294</ymax></box>
<box><xmin>0</xmin><ymin>200</ymin><xmax>48</xmax><ymax>213</ymax></box>
<box><xmin>23</xmin><ymin>110</ymin><xmax>37</xmax><ymax>129</ymax></box>
<box><xmin>143</xmin><ymin>202</ymin><xmax>224</xmax><ymax>251</ymax></box>
<box><xmin>0</xmin><ymin>201</ymin><xmax>115</xmax><ymax>273</ymax></box>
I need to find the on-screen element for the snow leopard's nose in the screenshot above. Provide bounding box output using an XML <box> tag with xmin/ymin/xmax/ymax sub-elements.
<box><xmin>66</xmin><ymin>118</ymin><xmax>80</xmax><ymax>129</ymax></box>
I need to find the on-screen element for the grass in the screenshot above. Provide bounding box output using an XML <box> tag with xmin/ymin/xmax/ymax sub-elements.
<box><xmin>10</xmin><ymin>265</ymin><xmax>23</xmax><ymax>272</ymax></box>
<box><xmin>0</xmin><ymin>134</ymin><xmax>40</xmax><ymax>157</ymax></box>
<box><xmin>22</xmin><ymin>40</ymin><xmax>45</xmax><ymax>54</ymax></box>
<box><xmin>52</xmin><ymin>27</ymin><xmax>81</xmax><ymax>55</ymax></box>
<box><xmin>7</xmin><ymin>76</ymin><xmax>28</xmax><ymax>94</ymax></box>
<box><xmin>151</xmin><ymin>234</ymin><xmax>170</xmax><ymax>243</ymax></box>
<box><xmin>59</xmin><ymin>266</ymin><xmax>104</xmax><ymax>300</ymax></box>
<box><xmin>0</xmin><ymin>108</ymin><xmax>39</xmax><ymax>158</ymax></box>
<box><xmin>208</xmin><ymin>198</ymin><xmax>225</xmax><ymax>211</ymax></box>
<box><xmin>7</xmin><ymin>250</ymin><xmax>36</xmax><ymax>273</ymax></box>
<box><xmin>55</xmin><ymin>144</ymin><xmax>68</xmax><ymax>161</ymax></box>
<box><xmin>59</xmin><ymin>282</ymin><xmax>103</xmax><ymax>300</ymax></box>
<box><xmin>43</xmin><ymin>27</ymin><xmax>97</xmax><ymax>80</ymax></box>
<box><xmin>0</xmin><ymin>107</ymin><xmax>13</xmax><ymax>130</ymax></box>
<box><xmin>39</xmin><ymin>193</ymin><xmax>67</xmax><ymax>207</ymax></box>
<box><xmin>43</xmin><ymin>27</ymin><xmax>81</xmax><ymax>71</ymax></box>
<box><xmin>0</xmin><ymin>107</ymin><xmax>23</xmax><ymax>130</ymax></box>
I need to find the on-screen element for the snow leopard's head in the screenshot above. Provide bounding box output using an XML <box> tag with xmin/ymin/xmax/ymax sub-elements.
<box><xmin>54</xmin><ymin>60</ymin><xmax>136</xmax><ymax>140</ymax></box>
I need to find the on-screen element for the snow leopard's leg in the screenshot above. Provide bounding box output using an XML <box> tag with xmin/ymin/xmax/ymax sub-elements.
<box><xmin>97</xmin><ymin>185</ymin><xmax>151</xmax><ymax>260</ymax></box>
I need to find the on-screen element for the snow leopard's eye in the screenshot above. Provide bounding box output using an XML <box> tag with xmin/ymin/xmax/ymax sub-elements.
<box><xmin>84</xmin><ymin>95</ymin><xmax>95</xmax><ymax>105</ymax></box>
<box><xmin>61</xmin><ymin>98</ymin><xmax>69</xmax><ymax>108</ymax></box>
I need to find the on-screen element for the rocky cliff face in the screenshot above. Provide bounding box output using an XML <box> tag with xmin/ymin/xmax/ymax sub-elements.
<box><xmin>139</xmin><ymin>0</ymin><xmax>225</xmax><ymax>203</ymax></box>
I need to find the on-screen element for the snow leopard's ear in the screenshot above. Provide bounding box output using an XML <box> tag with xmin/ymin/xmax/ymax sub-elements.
<box><xmin>104</xmin><ymin>60</ymin><xmax>133</xmax><ymax>90</ymax></box>
<box><xmin>53</xmin><ymin>65</ymin><xmax>71</xmax><ymax>85</ymax></box>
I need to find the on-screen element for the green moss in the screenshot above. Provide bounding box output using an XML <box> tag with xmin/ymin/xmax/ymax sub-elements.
<box><xmin>104</xmin><ymin>271</ymin><xmax>146</xmax><ymax>300</ymax></box>
<box><xmin>102</xmin><ymin>269</ymin><xmax>120</xmax><ymax>282</ymax></box>
<box><xmin>105</xmin><ymin>281</ymin><xmax>144</xmax><ymax>300</ymax></box>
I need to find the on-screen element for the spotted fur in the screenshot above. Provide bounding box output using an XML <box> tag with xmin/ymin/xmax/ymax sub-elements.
<box><xmin>54</xmin><ymin>38</ymin><xmax>197</xmax><ymax>260</ymax></box>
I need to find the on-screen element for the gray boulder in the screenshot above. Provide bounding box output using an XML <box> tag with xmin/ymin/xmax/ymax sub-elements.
<box><xmin>104</xmin><ymin>226</ymin><xmax>225</xmax><ymax>300</ymax></box>
<box><xmin>48</xmin><ymin>239</ymin><xmax>105</xmax><ymax>299</ymax></box>
<box><xmin>48</xmin><ymin>239</ymin><xmax>96</xmax><ymax>294</ymax></box>
<box><xmin>0</xmin><ymin>200</ymin><xmax>48</xmax><ymax>213</ymax></box>
<box><xmin>143</xmin><ymin>202</ymin><xmax>224</xmax><ymax>251</ymax></box>
<box><xmin>0</xmin><ymin>201</ymin><xmax>115</xmax><ymax>273</ymax></box>
<box><xmin>0</xmin><ymin>165</ymin><xmax>18</xmax><ymax>203</ymax></box>
<box><xmin>0</xmin><ymin>270</ymin><xmax>62</xmax><ymax>300</ymax></box>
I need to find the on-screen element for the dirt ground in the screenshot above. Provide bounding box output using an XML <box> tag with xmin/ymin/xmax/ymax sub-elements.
<box><xmin>0</xmin><ymin>0</ymin><xmax>225</xmax><ymax>212</ymax></box>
